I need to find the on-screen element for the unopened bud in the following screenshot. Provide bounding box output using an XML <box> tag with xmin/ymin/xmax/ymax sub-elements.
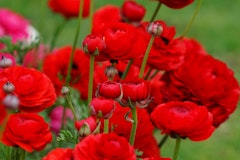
<box><xmin>79</xmin><ymin>123</ymin><xmax>91</xmax><ymax>137</ymax></box>
<box><xmin>105</xmin><ymin>65</ymin><xmax>118</xmax><ymax>80</ymax></box>
<box><xmin>0</xmin><ymin>56</ymin><xmax>13</xmax><ymax>68</ymax></box>
<box><xmin>3</xmin><ymin>94</ymin><xmax>19</xmax><ymax>110</ymax></box>
<box><xmin>3</xmin><ymin>81</ymin><xmax>15</xmax><ymax>93</ymax></box>
<box><xmin>147</xmin><ymin>23</ymin><xmax>163</xmax><ymax>36</ymax></box>
<box><xmin>61</xmin><ymin>86</ymin><xmax>70</xmax><ymax>95</ymax></box>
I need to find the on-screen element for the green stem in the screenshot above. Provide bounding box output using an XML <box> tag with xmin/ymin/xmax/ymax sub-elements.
<box><xmin>87</xmin><ymin>55</ymin><xmax>95</xmax><ymax>105</ymax></box>
<box><xmin>158</xmin><ymin>134</ymin><xmax>169</xmax><ymax>148</ymax></box>
<box><xmin>18</xmin><ymin>148</ymin><xmax>25</xmax><ymax>160</ymax></box>
<box><xmin>65</xmin><ymin>0</ymin><xmax>84</xmax><ymax>86</ymax></box>
<box><xmin>129</xmin><ymin>107</ymin><xmax>138</xmax><ymax>146</ymax></box>
<box><xmin>66</xmin><ymin>93</ymin><xmax>78</xmax><ymax>121</ymax></box>
<box><xmin>50</xmin><ymin>19</ymin><xmax>67</xmax><ymax>52</ymax></box>
<box><xmin>149</xmin><ymin>69</ymin><xmax>159</xmax><ymax>80</ymax></box>
<box><xmin>139</xmin><ymin>36</ymin><xmax>155</xmax><ymax>78</ymax></box>
<box><xmin>173</xmin><ymin>138</ymin><xmax>181</xmax><ymax>160</ymax></box>
<box><xmin>181</xmin><ymin>0</ymin><xmax>202</xmax><ymax>37</ymax></box>
<box><xmin>88</xmin><ymin>0</ymin><xmax>95</xmax><ymax>32</ymax></box>
<box><xmin>103</xmin><ymin>119</ymin><xmax>109</xmax><ymax>133</ymax></box>
<box><xmin>144</xmin><ymin>67</ymin><xmax>153</xmax><ymax>80</ymax></box>
<box><xmin>121</xmin><ymin>59</ymin><xmax>133</xmax><ymax>80</ymax></box>
<box><xmin>150</xmin><ymin>2</ymin><xmax>162</xmax><ymax>22</ymax></box>
<box><xmin>60</xmin><ymin>106</ymin><xmax>67</xmax><ymax>130</ymax></box>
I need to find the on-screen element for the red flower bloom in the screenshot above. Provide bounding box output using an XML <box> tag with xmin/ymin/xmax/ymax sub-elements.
<box><xmin>93</xmin><ymin>22</ymin><xmax>146</xmax><ymax>61</ymax></box>
<box><xmin>73</xmin><ymin>133</ymin><xmax>137</xmax><ymax>160</ymax></box>
<box><xmin>43</xmin><ymin>148</ymin><xmax>73</xmax><ymax>160</ymax></box>
<box><xmin>151</xmin><ymin>101</ymin><xmax>215</xmax><ymax>141</ymax></box>
<box><xmin>74</xmin><ymin>116</ymin><xmax>97</xmax><ymax>132</ymax></box>
<box><xmin>2</xmin><ymin>113</ymin><xmax>52</xmax><ymax>152</ymax></box>
<box><xmin>96</xmin><ymin>81</ymin><xmax>122</xmax><ymax>100</ymax></box>
<box><xmin>92</xmin><ymin>5</ymin><xmax>121</xmax><ymax>32</ymax></box>
<box><xmin>107</xmin><ymin>104</ymin><xmax>160</xmax><ymax>158</ymax></box>
<box><xmin>43</xmin><ymin>46</ymin><xmax>90</xmax><ymax>100</ymax></box>
<box><xmin>0</xmin><ymin>66</ymin><xmax>56</xmax><ymax>112</ymax></box>
<box><xmin>121</xmin><ymin>79</ymin><xmax>150</xmax><ymax>105</ymax></box>
<box><xmin>83</xmin><ymin>34</ymin><xmax>106</xmax><ymax>55</ymax></box>
<box><xmin>159</xmin><ymin>0</ymin><xmax>194</xmax><ymax>9</ymax></box>
<box><xmin>160</xmin><ymin>53</ymin><xmax>240</xmax><ymax>127</ymax></box>
<box><xmin>90</xmin><ymin>98</ymin><xmax>115</xmax><ymax>119</ymax></box>
<box><xmin>121</xmin><ymin>0</ymin><xmax>146</xmax><ymax>22</ymax></box>
<box><xmin>48</xmin><ymin>0</ymin><xmax>91</xmax><ymax>18</ymax></box>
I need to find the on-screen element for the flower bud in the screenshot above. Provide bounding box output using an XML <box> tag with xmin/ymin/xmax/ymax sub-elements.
<box><xmin>3</xmin><ymin>81</ymin><xmax>15</xmax><ymax>93</ymax></box>
<box><xmin>61</xmin><ymin>86</ymin><xmax>70</xmax><ymax>96</ymax></box>
<box><xmin>83</xmin><ymin>34</ymin><xmax>106</xmax><ymax>56</ymax></box>
<box><xmin>147</xmin><ymin>22</ymin><xmax>163</xmax><ymax>36</ymax></box>
<box><xmin>96</xmin><ymin>81</ymin><xmax>123</xmax><ymax>101</ymax></box>
<box><xmin>121</xmin><ymin>1</ymin><xmax>146</xmax><ymax>22</ymax></box>
<box><xmin>0</xmin><ymin>56</ymin><xmax>13</xmax><ymax>68</ymax></box>
<box><xmin>105</xmin><ymin>65</ymin><xmax>118</xmax><ymax>80</ymax></box>
<box><xmin>75</xmin><ymin>117</ymin><xmax>97</xmax><ymax>139</ymax></box>
<box><xmin>3</xmin><ymin>94</ymin><xmax>19</xmax><ymax>110</ymax></box>
<box><xmin>90</xmin><ymin>98</ymin><xmax>115</xmax><ymax>119</ymax></box>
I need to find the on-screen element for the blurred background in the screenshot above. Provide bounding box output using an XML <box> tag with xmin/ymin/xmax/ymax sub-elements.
<box><xmin>1</xmin><ymin>0</ymin><xmax>240</xmax><ymax>159</ymax></box>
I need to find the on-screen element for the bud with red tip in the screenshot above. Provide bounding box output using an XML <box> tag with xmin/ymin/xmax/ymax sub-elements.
<box><xmin>96</xmin><ymin>81</ymin><xmax>123</xmax><ymax>101</ymax></box>
<box><xmin>83</xmin><ymin>34</ymin><xmax>106</xmax><ymax>56</ymax></box>
<box><xmin>121</xmin><ymin>0</ymin><xmax>146</xmax><ymax>22</ymax></box>
<box><xmin>90</xmin><ymin>98</ymin><xmax>115</xmax><ymax>119</ymax></box>
<box><xmin>75</xmin><ymin>117</ymin><xmax>97</xmax><ymax>139</ymax></box>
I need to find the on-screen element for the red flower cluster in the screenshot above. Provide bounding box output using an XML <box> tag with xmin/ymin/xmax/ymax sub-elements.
<box><xmin>151</xmin><ymin>101</ymin><xmax>215</xmax><ymax>141</ymax></box>
<box><xmin>160</xmin><ymin>52</ymin><xmax>240</xmax><ymax>127</ymax></box>
<box><xmin>2</xmin><ymin>113</ymin><xmax>52</xmax><ymax>152</ymax></box>
<box><xmin>0</xmin><ymin>66</ymin><xmax>56</xmax><ymax>112</ymax></box>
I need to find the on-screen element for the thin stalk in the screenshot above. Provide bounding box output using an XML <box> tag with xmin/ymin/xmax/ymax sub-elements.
<box><xmin>121</xmin><ymin>59</ymin><xmax>133</xmax><ymax>80</ymax></box>
<box><xmin>65</xmin><ymin>0</ymin><xmax>84</xmax><ymax>86</ymax></box>
<box><xmin>158</xmin><ymin>134</ymin><xmax>169</xmax><ymax>148</ymax></box>
<box><xmin>88</xmin><ymin>0</ymin><xmax>95</xmax><ymax>32</ymax></box>
<box><xmin>139</xmin><ymin>36</ymin><xmax>155</xmax><ymax>78</ymax></box>
<box><xmin>150</xmin><ymin>2</ymin><xmax>162</xmax><ymax>22</ymax></box>
<box><xmin>103</xmin><ymin>119</ymin><xmax>109</xmax><ymax>133</ymax></box>
<box><xmin>129</xmin><ymin>107</ymin><xmax>138</xmax><ymax>146</ymax></box>
<box><xmin>50</xmin><ymin>19</ymin><xmax>67</xmax><ymax>52</ymax></box>
<box><xmin>18</xmin><ymin>148</ymin><xmax>25</xmax><ymax>160</ymax></box>
<box><xmin>66</xmin><ymin>93</ymin><xmax>78</xmax><ymax>121</ymax></box>
<box><xmin>173</xmin><ymin>138</ymin><xmax>181</xmax><ymax>160</ymax></box>
<box><xmin>149</xmin><ymin>69</ymin><xmax>159</xmax><ymax>80</ymax></box>
<box><xmin>181</xmin><ymin>0</ymin><xmax>202</xmax><ymax>37</ymax></box>
<box><xmin>144</xmin><ymin>67</ymin><xmax>153</xmax><ymax>80</ymax></box>
<box><xmin>87</xmin><ymin>55</ymin><xmax>95</xmax><ymax>104</ymax></box>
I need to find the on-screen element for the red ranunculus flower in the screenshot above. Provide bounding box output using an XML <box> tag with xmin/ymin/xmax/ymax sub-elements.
<box><xmin>121</xmin><ymin>0</ymin><xmax>146</xmax><ymax>22</ymax></box>
<box><xmin>97</xmin><ymin>81</ymin><xmax>122</xmax><ymax>100</ymax></box>
<box><xmin>48</xmin><ymin>0</ymin><xmax>91</xmax><ymax>18</ymax></box>
<box><xmin>93</xmin><ymin>22</ymin><xmax>146</xmax><ymax>61</ymax></box>
<box><xmin>107</xmin><ymin>103</ymin><xmax>160</xmax><ymax>158</ymax></box>
<box><xmin>2</xmin><ymin>113</ymin><xmax>52</xmax><ymax>152</ymax></box>
<box><xmin>92</xmin><ymin>5</ymin><xmax>121</xmax><ymax>32</ymax></box>
<box><xmin>151</xmin><ymin>101</ymin><xmax>215</xmax><ymax>141</ymax></box>
<box><xmin>160</xmin><ymin>53</ymin><xmax>240</xmax><ymax>127</ymax></box>
<box><xmin>73</xmin><ymin>133</ymin><xmax>137</xmax><ymax>160</ymax></box>
<box><xmin>83</xmin><ymin>34</ymin><xmax>106</xmax><ymax>55</ymax></box>
<box><xmin>90</xmin><ymin>97</ymin><xmax>115</xmax><ymax>119</ymax></box>
<box><xmin>121</xmin><ymin>79</ymin><xmax>150</xmax><ymax>106</ymax></box>
<box><xmin>159</xmin><ymin>0</ymin><xmax>194</xmax><ymax>9</ymax></box>
<box><xmin>43</xmin><ymin>46</ymin><xmax>90</xmax><ymax>100</ymax></box>
<box><xmin>0</xmin><ymin>66</ymin><xmax>56</xmax><ymax>112</ymax></box>
<box><xmin>42</xmin><ymin>148</ymin><xmax>73</xmax><ymax>160</ymax></box>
